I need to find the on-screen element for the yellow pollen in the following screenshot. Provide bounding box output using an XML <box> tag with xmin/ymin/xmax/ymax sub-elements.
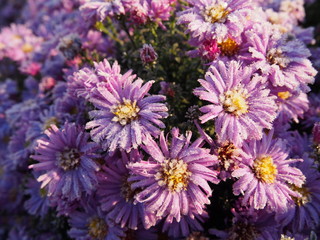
<box><xmin>290</xmin><ymin>184</ymin><xmax>311</xmax><ymax>206</ymax></box>
<box><xmin>13</xmin><ymin>34</ymin><xmax>22</xmax><ymax>40</ymax></box>
<box><xmin>280</xmin><ymin>235</ymin><xmax>295</xmax><ymax>240</ymax></box>
<box><xmin>253</xmin><ymin>156</ymin><xmax>278</xmax><ymax>184</ymax></box>
<box><xmin>221</xmin><ymin>88</ymin><xmax>249</xmax><ymax>116</ymax></box>
<box><xmin>0</xmin><ymin>42</ymin><xmax>5</xmax><ymax>50</ymax></box>
<box><xmin>155</xmin><ymin>159</ymin><xmax>191</xmax><ymax>192</ymax></box>
<box><xmin>111</xmin><ymin>99</ymin><xmax>140</xmax><ymax>126</ymax></box>
<box><xmin>88</xmin><ymin>217</ymin><xmax>108</xmax><ymax>240</ymax></box>
<box><xmin>219</xmin><ymin>38</ymin><xmax>239</xmax><ymax>57</ymax></box>
<box><xmin>277</xmin><ymin>91</ymin><xmax>291</xmax><ymax>100</ymax></box>
<box><xmin>43</xmin><ymin>117</ymin><xmax>59</xmax><ymax>130</ymax></box>
<box><xmin>22</xmin><ymin>43</ymin><xmax>34</xmax><ymax>53</ymax></box>
<box><xmin>204</xmin><ymin>3</ymin><xmax>230</xmax><ymax>23</ymax></box>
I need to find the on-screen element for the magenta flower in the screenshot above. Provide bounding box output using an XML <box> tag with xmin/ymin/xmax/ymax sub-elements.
<box><xmin>30</xmin><ymin>123</ymin><xmax>100</xmax><ymax>201</ymax></box>
<box><xmin>85</xmin><ymin>60</ymin><xmax>168</xmax><ymax>152</ymax></box>
<box><xmin>177</xmin><ymin>0</ymin><xmax>253</xmax><ymax>43</ymax></box>
<box><xmin>232</xmin><ymin>130</ymin><xmax>306</xmax><ymax>213</ymax></box>
<box><xmin>128</xmin><ymin>128</ymin><xmax>219</xmax><ymax>223</ymax></box>
<box><xmin>194</xmin><ymin>60</ymin><xmax>277</xmax><ymax>146</ymax></box>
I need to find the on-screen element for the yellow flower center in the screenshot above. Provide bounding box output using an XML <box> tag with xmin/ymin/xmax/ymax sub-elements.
<box><xmin>111</xmin><ymin>99</ymin><xmax>140</xmax><ymax>126</ymax></box>
<box><xmin>204</xmin><ymin>3</ymin><xmax>230</xmax><ymax>23</ymax></box>
<box><xmin>22</xmin><ymin>43</ymin><xmax>34</xmax><ymax>53</ymax></box>
<box><xmin>267</xmin><ymin>48</ymin><xmax>290</xmax><ymax>69</ymax></box>
<box><xmin>88</xmin><ymin>217</ymin><xmax>108</xmax><ymax>240</ymax></box>
<box><xmin>0</xmin><ymin>42</ymin><xmax>5</xmax><ymax>50</ymax></box>
<box><xmin>43</xmin><ymin>117</ymin><xmax>59</xmax><ymax>131</ymax></box>
<box><xmin>290</xmin><ymin>184</ymin><xmax>311</xmax><ymax>206</ymax></box>
<box><xmin>13</xmin><ymin>35</ymin><xmax>22</xmax><ymax>40</ymax></box>
<box><xmin>221</xmin><ymin>88</ymin><xmax>249</xmax><ymax>116</ymax></box>
<box><xmin>219</xmin><ymin>38</ymin><xmax>239</xmax><ymax>56</ymax></box>
<box><xmin>253</xmin><ymin>156</ymin><xmax>278</xmax><ymax>184</ymax></box>
<box><xmin>155</xmin><ymin>159</ymin><xmax>191</xmax><ymax>192</ymax></box>
<box><xmin>277</xmin><ymin>91</ymin><xmax>291</xmax><ymax>100</ymax></box>
<box><xmin>280</xmin><ymin>235</ymin><xmax>294</xmax><ymax>240</ymax></box>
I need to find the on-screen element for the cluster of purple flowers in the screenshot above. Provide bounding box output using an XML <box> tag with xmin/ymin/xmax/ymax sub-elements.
<box><xmin>1</xmin><ymin>0</ymin><xmax>320</xmax><ymax>239</ymax></box>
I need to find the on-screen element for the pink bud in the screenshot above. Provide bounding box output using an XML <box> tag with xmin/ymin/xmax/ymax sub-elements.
<box><xmin>140</xmin><ymin>44</ymin><xmax>158</xmax><ymax>64</ymax></box>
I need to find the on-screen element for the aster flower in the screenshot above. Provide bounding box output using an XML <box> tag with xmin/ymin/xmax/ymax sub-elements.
<box><xmin>80</xmin><ymin>0</ymin><xmax>126</xmax><ymax>22</ymax></box>
<box><xmin>0</xmin><ymin>169</ymin><xmax>24</xmax><ymax>213</ymax></box>
<box><xmin>177</xmin><ymin>0</ymin><xmax>253</xmax><ymax>43</ymax></box>
<box><xmin>243</xmin><ymin>23</ymin><xmax>317</xmax><ymax>91</ymax></box>
<box><xmin>24</xmin><ymin>178</ymin><xmax>50</xmax><ymax>218</ymax></box>
<box><xmin>277</xmin><ymin>157</ymin><xmax>320</xmax><ymax>233</ymax></box>
<box><xmin>302</xmin><ymin>93</ymin><xmax>320</xmax><ymax>128</ymax></box>
<box><xmin>98</xmin><ymin>150</ymin><xmax>157</xmax><ymax>230</ymax></box>
<box><xmin>85</xmin><ymin>60</ymin><xmax>168</xmax><ymax>152</ymax></box>
<box><xmin>210</xmin><ymin>208</ymin><xmax>281</xmax><ymax>240</ymax></box>
<box><xmin>232</xmin><ymin>130</ymin><xmax>306</xmax><ymax>213</ymax></box>
<box><xmin>194</xmin><ymin>60</ymin><xmax>277</xmax><ymax>146</ymax></box>
<box><xmin>128</xmin><ymin>128</ymin><xmax>219</xmax><ymax>222</ymax></box>
<box><xmin>0</xmin><ymin>23</ymin><xmax>43</xmax><ymax>63</ymax></box>
<box><xmin>68</xmin><ymin>59</ymin><xmax>133</xmax><ymax>100</ymax></box>
<box><xmin>270</xmin><ymin>86</ymin><xmax>309</xmax><ymax>123</ymax></box>
<box><xmin>140</xmin><ymin>44</ymin><xmax>158</xmax><ymax>64</ymax></box>
<box><xmin>30</xmin><ymin>122</ymin><xmax>100</xmax><ymax>201</ymax></box>
<box><xmin>68</xmin><ymin>199</ymin><xmax>126</xmax><ymax>240</ymax></box>
<box><xmin>162</xmin><ymin>210</ymin><xmax>208</xmax><ymax>238</ymax></box>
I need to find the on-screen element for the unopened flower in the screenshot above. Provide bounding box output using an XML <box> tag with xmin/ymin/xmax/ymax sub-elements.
<box><xmin>140</xmin><ymin>44</ymin><xmax>158</xmax><ymax>64</ymax></box>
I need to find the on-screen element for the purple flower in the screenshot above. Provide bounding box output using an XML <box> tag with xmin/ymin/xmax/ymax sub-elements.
<box><xmin>0</xmin><ymin>24</ymin><xmax>43</xmax><ymax>63</ymax></box>
<box><xmin>313</xmin><ymin>122</ymin><xmax>320</xmax><ymax>145</ymax></box>
<box><xmin>128</xmin><ymin>128</ymin><xmax>219</xmax><ymax>222</ymax></box>
<box><xmin>80</xmin><ymin>0</ymin><xmax>125</xmax><ymax>22</ymax></box>
<box><xmin>162</xmin><ymin>211</ymin><xmax>208</xmax><ymax>238</ymax></box>
<box><xmin>210</xmin><ymin>208</ymin><xmax>281</xmax><ymax>240</ymax></box>
<box><xmin>68</xmin><ymin>60</ymin><xmax>133</xmax><ymax>100</ymax></box>
<box><xmin>270</xmin><ymin>86</ymin><xmax>309</xmax><ymax>124</ymax></box>
<box><xmin>140</xmin><ymin>44</ymin><xmax>158</xmax><ymax>64</ymax></box>
<box><xmin>194</xmin><ymin>60</ymin><xmax>277</xmax><ymax>146</ymax></box>
<box><xmin>97</xmin><ymin>150</ymin><xmax>157</xmax><ymax>230</ymax></box>
<box><xmin>24</xmin><ymin>178</ymin><xmax>50</xmax><ymax>218</ymax></box>
<box><xmin>85</xmin><ymin>60</ymin><xmax>168</xmax><ymax>152</ymax></box>
<box><xmin>68</xmin><ymin>199</ymin><xmax>125</xmax><ymax>240</ymax></box>
<box><xmin>177</xmin><ymin>0</ymin><xmax>253</xmax><ymax>43</ymax></box>
<box><xmin>232</xmin><ymin>130</ymin><xmax>306</xmax><ymax>213</ymax></box>
<box><xmin>277</xmin><ymin>157</ymin><xmax>320</xmax><ymax>233</ymax></box>
<box><xmin>243</xmin><ymin>23</ymin><xmax>317</xmax><ymax>91</ymax></box>
<box><xmin>30</xmin><ymin>122</ymin><xmax>100</xmax><ymax>201</ymax></box>
<box><xmin>302</xmin><ymin>93</ymin><xmax>320</xmax><ymax>128</ymax></box>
